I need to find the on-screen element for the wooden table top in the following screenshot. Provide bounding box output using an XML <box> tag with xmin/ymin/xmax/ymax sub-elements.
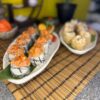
<box><xmin>0</xmin><ymin>33</ymin><xmax>100</xmax><ymax>100</ymax></box>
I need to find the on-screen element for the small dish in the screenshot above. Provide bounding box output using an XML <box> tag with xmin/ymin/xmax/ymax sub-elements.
<box><xmin>0</xmin><ymin>25</ymin><xmax>18</xmax><ymax>39</ymax></box>
<box><xmin>59</xmin><ymin>29</ymin><xmax>98</xmax><ymax>55</ymax></box>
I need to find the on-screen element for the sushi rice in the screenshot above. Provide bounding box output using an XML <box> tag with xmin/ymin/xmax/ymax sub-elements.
<box><xmin>27</xmin><ymin>27</ymin><xmax>39</xmax><ymax>40</ymax></box>
<box><xmin>40</xmin><ymin>30</ymin><xmax>53</xmax><ymax>45</ymax></box>
<box><xmin>16</xmin><ymin>32</ymin><xmax>32</xmax><ymax>51</ymax></box>
<box><xmin>10</xmin><ymin>54</ymin><xmax>31</xmax><ymax>77</ymax></box>
<box><xmin>28</xmin><ymin>44</ymin><xmax>45</xmax><ymax>66</ymax></box>
<box><xmin>7</xmin><ymin>44</ymin><xmax>25</xmax><ymax>61</ymax></box>
<box><xmin>35</xmin><ymin>36</ymin><xmax>49</xmax><ymax>55</ymax></box>
<box><xmin>38</xmin><ymin>30</ymin><xmax>53</xmax><ymax>55</ymax></box>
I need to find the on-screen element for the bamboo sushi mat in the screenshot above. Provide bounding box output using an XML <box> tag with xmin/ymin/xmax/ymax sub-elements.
<box><xmin>0</xmin><ymin>34</ymin><xmax>100</xmax><ymax>100</ymax></box>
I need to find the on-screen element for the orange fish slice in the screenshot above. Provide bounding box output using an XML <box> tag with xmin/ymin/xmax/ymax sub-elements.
<box><xmin>11</xmin><ymin>55</ymin><xmax>30</xmax><ymax>68</ymax></box>
<box><xmin>29</xmin><ymin>44</ymin><xmax>44</xmax><ymax>58</ymax></box>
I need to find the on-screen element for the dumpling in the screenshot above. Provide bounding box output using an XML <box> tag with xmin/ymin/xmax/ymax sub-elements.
<box><xmin>63</xmin><ymin>32</ymin><xmax>76</xmax><ymax>44</ymax></box>
<box><xmin>80</xmin><ymin>31</ymin><xmax>91</xmax><ymax>45</ymax></box>
<box><xmin>77</xmin><ymin>22</ymin><xmax>88</xmax><ymax>33</ymax></box>
<box><xmin>71</xmin><ymin>35</ymin><xmax>86</xmax><ymax>50</ymax></box>
<box><xmin>70</xmin><ymin>20</ymin><xmax>78</xmax><ymax>26</ymax></box>
<box><xmin>63</xmin><ymin>22</ymin><xmax>74</xmax><ymax>33</ymax></box>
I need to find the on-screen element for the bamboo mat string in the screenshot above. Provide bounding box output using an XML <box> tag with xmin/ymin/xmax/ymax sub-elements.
<box><xmin>65</xmin><ymin>61</ymin><xmax>100</xmax><ymax>99</ymax></box>
<box><xmin>45</xmin><ymin>48</ymin><xmax>100</xmax><ymax>98</ymax></box>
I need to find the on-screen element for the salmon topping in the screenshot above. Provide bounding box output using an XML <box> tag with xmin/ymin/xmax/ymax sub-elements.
<box><xmin>16</xmin><ymin>33</ymin><xmax>30</xmax><ymax>46</ymax></box>
<box><xmin>8</xmin><ymin>44</ymin><xmax>24</xmax><ymax>55</ymax></box>
<box><xmin>21</xmin><ymin>32</ymin><xmax>30</xmax><ymax>39</ymax></box>
<box><xmin>36</xmin><ymin>36</ymin><xmax>47</xmax><ymax>44</ymax></box>
<box><xmin>27</xmin><ymin>27</ymin><xmax>36</xmax><ymax>36</ymax></box>
<box><xmin>16</xmin><ymin>39</ymin><xmax>29</xmax><ymax>46</ymax></box>
<box><xmin>29</xmin><ymin>44</ymin><xmax>44</xmax><ymax>57</ymax></box>
<box><xmin>40</xmin><ymin>30</ymin><xmax>53</xmax><ymax>40</ymax></box>
<box><xmin>11</xmin><ymin>55</ymin><xmax>30</xmax><ymax>67</ymax></box>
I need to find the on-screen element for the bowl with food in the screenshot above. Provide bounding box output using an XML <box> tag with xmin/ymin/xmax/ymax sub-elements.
<box><xmin>0</xmin><ymin>19</ymin><xmax>18</xmax><ymax>39</ymax></box>
<box><xmin>59</xmin><ymin>20</ymin><xmax>98</xmax><ymax>55</ymax></box>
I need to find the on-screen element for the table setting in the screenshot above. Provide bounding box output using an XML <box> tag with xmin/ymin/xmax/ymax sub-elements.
<box><xmin>0</xmin><ymin>17</ymin><xmax>100</xmax><ymax>99</ymax></box>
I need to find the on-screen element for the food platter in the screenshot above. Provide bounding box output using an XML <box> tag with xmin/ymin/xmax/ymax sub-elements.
<box><xmin>3</xmin><ymin>32</ymin><xmax>60</xmax><ymax>84</ymax></box>
<box><xmin>59</xmin><ymin>28</ymin><xmax>98</xmax><ymax>55</ymax></box>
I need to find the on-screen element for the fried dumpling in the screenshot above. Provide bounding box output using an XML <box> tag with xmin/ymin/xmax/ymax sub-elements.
<box><xmin>71</xmin><ymin>35</ymin><xmax>86</xmax><ymax>50</ymax></box>
<box><xmin>63</xmin><ymin>32</ymin><xmax>76</xmax><ymax>44</ymax></box>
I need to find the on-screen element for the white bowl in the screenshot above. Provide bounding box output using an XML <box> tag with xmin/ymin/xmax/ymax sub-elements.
<box><xmin>0</xmin><ymin>26</ymin><xmax>18</xmax><ymax>39</ymax></box>
<box><xmin>59</xmin><ymin>29</ymin><xmax>98</xmax><ymax>55</ymax></box>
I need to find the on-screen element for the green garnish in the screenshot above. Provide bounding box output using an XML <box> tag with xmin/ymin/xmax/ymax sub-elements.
<box><xmin>68</xmin><ymin>44</ymin><xmax>74</xmax><ymax>49</ymax></box>
<box><xmin>30</xmin><ymin>63</ymin><xmax>36</xmax><ymax>72</ymax></box>
<box><xmin>45</xmin><ymin>21</ymin><xmax>53</xmax><ymax>27</ymax></box>
<box><xmin>0</xmin><ymin>65</ymin><xmax>13</xmax><ymax>80</ymax></box>
<box><xmin>91</xmin><ymin>35</ymin><xmax>96</xmax><ymax>42</ymax></box>
<box><xmin>0</xmin><ymin>64</ymin><xmax>36</xmax><ymax>80</ymax></box>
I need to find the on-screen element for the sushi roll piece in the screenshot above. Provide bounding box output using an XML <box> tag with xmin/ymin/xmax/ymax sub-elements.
<box><xmin>71</xmin><ymin>35</ymin><xmax>86</xmax><ymax>50</ymax></box>
<box><xmin>35</xmin><ymin>36</ymin><xmax>50</xmax><ymax>54</ymax></box>
<box><xmin>16</xmin><ymin>38</ymin><xmax>29</xmax><ymax>52</ymax></box>
<box><xmin>27</xmin><ymin>26</ymin><xmax>39</xmax><ymax>40</ymax></box>
<box><xmin>21</xmin><ymin>31</ymin><xmax>32</xmax><ymax>42</ymax></box>
<box><xmin>7</xmin><ymin>44</ymin><xmax>24</xmax><ymax>60</ymax></box>
<box><xmin>16</xmin><ymin>32</ymin><xmax>31</xmax><ymax>51</ymax></box>
<box><xmin>10</xmin><ymin>55</ymin><xmax>31</xmax><ymax>77</ymax></box>
<box><xmin>28</xmin><ymin>44</ymin><xmax>45</xmax><ymax>66</ymax></box>
<box><xmin>21</xmin><ymin>31</ymin><xmax>34</xmax><ymax>49</ymax></box>
<box><xmin>40</xmin><ymin>30</ymin><xmax>53</xmax><ymax>45</ymax></box>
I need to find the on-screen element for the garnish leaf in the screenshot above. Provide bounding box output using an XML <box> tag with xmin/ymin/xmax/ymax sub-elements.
<box><xmin>68</xmin><ymin>44</ymin><xmax>74</xmax><ymax>49</ymax></box>
<box><xmin>91</xmin><ymin>35</ymin><xmax>95</xmax><ymax>42</ymax></box>
<box><xmin>0</xmin><ymin>64</ymin><xmax>36</xmax><ymax>80</ymax></box>
<box><xmin>0</xmin><ymin>65</ymin><xmax>13</xmax><ymax>80</ymax></box>
<box><xmin>30</xmin><ymin>63</ymin><xmax>36</xmax><ymax>72</ymax></box>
